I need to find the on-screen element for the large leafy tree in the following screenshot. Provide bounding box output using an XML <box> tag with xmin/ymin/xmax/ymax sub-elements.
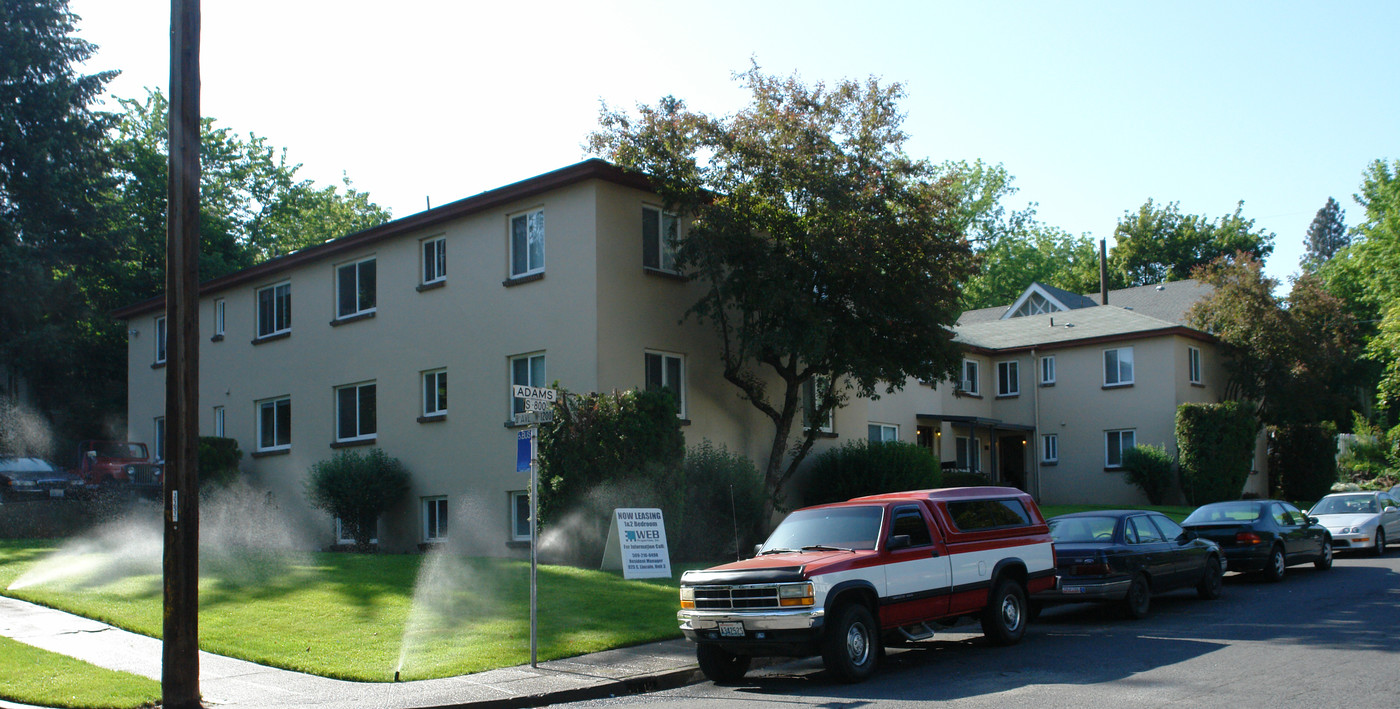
<box><xmin>588</xmin><ymin>68</ymin><xmax>976</xmax><ymax>517</ymax></box>
<box><xmin>1302</xmin><ymin>196</ymin><xmax>1347</xmax><ymax>272</ymax></box>
<box><xmin>1112</xmin><ymin>199</ymin><xmax>1274</xmax><ymax>286</ymax></box>
<box><xmin>962</xmin><ymin>225</ymin><xmax>1101</xmax><ymax>310</ymax></box>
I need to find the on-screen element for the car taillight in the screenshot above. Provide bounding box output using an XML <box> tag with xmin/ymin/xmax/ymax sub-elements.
<box><xmin>1236</xmin><ymin>532</ymin><xmax>1263</xmax><ymax>545</ymax></box>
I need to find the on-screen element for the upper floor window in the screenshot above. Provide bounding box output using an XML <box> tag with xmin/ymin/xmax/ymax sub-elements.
<box><xmin>213</xmin><ymin>298</ymin><xmax>225</xmax><ymax>337</ymax></box>
<box><xmin>868</xmin><ymin>423</ymin><xmax>898</xmax><ymax>443</ymax></box>
<box><xmin>336</xmin><ymin>257</ymin><xmax>377</xmax><ymax>319</ymax></box>
<box><xmin>510</xmin><ymin>209</ymin><xmax>545</xmax><ymax>278</ymax></box>
<box><xmin>422</xmin><ymin>369</ymin><xmax>448</xmax><ymax>417</ymax></box>
<box><xmin>1104</xmin><ymin>347</ymin><xmax>1134</xmax><ymax>387</ymax></box>
<box><xmin>644</xmin><ymin>351</ymin><xmax>685</xmax><ymax>417</ymax></box>
<box><xmin>336</xmin><ymin>381</ymin><xmax>377</xmax><ymax>442</ymax></box>
<box><xmin>1105</xmin><ymin>428</ymin><xmax>1136</xmax><ymax>468</ymax></box>
<box><xmin>1040</xmin><ymin>355</ymin><xmax>1056</xmax><ymax>385</ymax></box>
<box><xmin>961</xmin><ymin>359</ymin><xmax>980</xmax><ymax>395</ymax></box>
<box><xmin>423</xmin><ymin>236</ymin><xmax>446</xmax><ymax>285</ymax></box>
<box><xmin>642</xmin><ymin>206</ymin><xmax>680</xmax><ymax>273</ymax></box>
<box><xmin>256</xmin><ymin>282</ymin><xmax>291</xmax><ymax>338</ymax></box>
<box><xmin>155</xmin><ymin>316</ymin><xmax>167</xmax><ymax>364</ymax></box>
<box><xmin>510</xmin><ymin>352</ymin><xmax>547</xmax><ymax>415</ymax></box>
<box><xmin>1188</xmin><ymin>346</ymin><xmax>1202</xmax><ymax>384</ymax></box>
<box><xmin>997</xmin><ymin>360</ymin><xmax>1019</xmax><ymax>397</ymax></box>
<box><xmin>257</xmin><ymin>396</ymin><xmax>291</xmax><ymax>451</ymax></box>
<box><xmin>803</xmin><ymin>376</ymin><xmax>834</xmax><ymax>433</ymax></box>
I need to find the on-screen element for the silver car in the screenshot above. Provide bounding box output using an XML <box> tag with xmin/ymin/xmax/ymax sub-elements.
<box><xmin>1308</xmin><ymin>492</ymin><xmax>1400</xmax><ymax>556</ymax></box>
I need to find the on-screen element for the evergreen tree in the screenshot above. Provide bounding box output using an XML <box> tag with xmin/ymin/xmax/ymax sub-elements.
<box><xmin>1303</xmin><ymin>196</ymin><xmax>1347</xmax><ymax>271</ymax></box>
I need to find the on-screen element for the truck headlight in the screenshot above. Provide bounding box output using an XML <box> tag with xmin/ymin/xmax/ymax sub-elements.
<box><xmin>779</xmin><ymin>583</ymin><xmax>814</xmax><ymax>607</ymax></box>
<box><xmin>679</xmin><ymin>586</ymin><xmax>695</xmax><ymax>609</ymax></box>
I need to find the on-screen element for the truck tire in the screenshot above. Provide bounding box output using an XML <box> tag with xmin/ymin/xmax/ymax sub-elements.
<box><xmin>980</xmin><ymin>578</ymin><xmax>1028</xmax><ymax>646</ymax></box>
<box><xmin>821</xmin><ymin>603</ymin><xmax>878</xmax><ymax>683</ymax></box>
<box><xmin>696</xmin><ymin>644</ymin><xmax>750</xmax><ymax>684</ymax></box>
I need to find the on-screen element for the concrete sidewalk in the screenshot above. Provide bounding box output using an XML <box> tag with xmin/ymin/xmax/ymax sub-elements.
<box><xmin>0</xmin><ymin>596</ymin><xmax>703</xmax><ymax>709</ymax></box>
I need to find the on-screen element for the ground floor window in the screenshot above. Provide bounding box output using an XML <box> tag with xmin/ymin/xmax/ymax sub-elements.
<box><xmin>257</xmin><ymin>397</ymin><xmax>291</xmax><ymax>451</ymax></box>
<box><xmin>511</xmin><ymin>490</ymin><xmax>531</xmax><ymax>542</ymax></box>
<box><xmin>1105</xmin><ymin>429</ymin><xmax>1137</xmax><ymax>468</ymax></box>
<box><xmin>956</xmin><ymin>436</ymin><xmax>981</xmax><ymax>472</ymax></box>
<box><xmin>423</xmin><ymin>496</ymin><xmax>448</xmax><ymax>542</ymax></box>
<box><xmin>1042</xmin><ymin>433</ymin><xmax>1058</xmax><ymax>463</ymax></box>
<box><xmin>335</xmin><ymin>517</ymin><xmax>378</xmax><ymax>545</ymax></box>
<box><xmin>868</xmin><ymin>423</ymin><xmax>898</xmax><ymax>442</ymax></box>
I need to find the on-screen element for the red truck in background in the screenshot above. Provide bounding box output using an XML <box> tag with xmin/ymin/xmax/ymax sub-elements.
<box><xmin>678</xmin><ymin>487</ymin><xmax>1057</xmax><ymax>683</ymax></box>
<box><xmin>73</xmin><ymin>440</ymin><xmax>163</xmax><ymax>494</ymax></box>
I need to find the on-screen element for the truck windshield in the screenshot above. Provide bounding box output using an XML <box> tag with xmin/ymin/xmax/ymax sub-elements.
<box><xmin>759</xmin><ymin>506</ymin><xmax>883</xmax><ymax>552</ymax></box>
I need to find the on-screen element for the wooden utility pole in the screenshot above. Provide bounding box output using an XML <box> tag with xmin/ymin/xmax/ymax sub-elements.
<box><xmin>164</xmin><ymin>1</ymin><xmax>201</xmax><ymax>707</ymax></box>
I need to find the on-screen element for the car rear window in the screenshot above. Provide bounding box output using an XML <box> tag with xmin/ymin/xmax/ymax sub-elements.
<box><xmin>946</xmin><ymin>499</ymin><xmax>1032</xmax><ymax>532</ymax></box>
<box><xmin>1183</xmin><ymin>501</ymin><xmax>1261</xmax><ymax>525</ymax></box>
<box><xmin>1048</xmin><ymin>516</ymin><xmax>1116</xmax><ymax>543</ymax></box>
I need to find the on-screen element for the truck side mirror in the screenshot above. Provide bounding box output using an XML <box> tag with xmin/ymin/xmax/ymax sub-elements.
<box><xmin>887</xmin><ymin>534</ymin><xmax>911</xmax><ymax>551</ymax></box>
<box><xmin>752</xmin><ymin>544</ymin><xmax>763</xmax><ymax>558</ymax></box>
<box><xmin>86</xmin><ymin>451</ymin><xmax>97</xmax><ymax>461</ymax></box>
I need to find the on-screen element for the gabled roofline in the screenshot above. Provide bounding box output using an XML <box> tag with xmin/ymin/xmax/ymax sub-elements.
<box><xmin>1000</xmin><ymin>282</ymin><xmax>1077</xmax><ymax>320</ymax></box>
<box><xmin>113</xmin><ymin>158</ymin><xmax>654</xmax><ymax>320</ymax></box>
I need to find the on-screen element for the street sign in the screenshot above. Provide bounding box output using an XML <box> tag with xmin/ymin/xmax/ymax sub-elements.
<box><xmin>512</xmin><ymin>411</ymin><xmax>554</xmax><ymax>426</ymax></box>
<box><xmin>523</xmin><ymin>398</ymin><xmax>552</xmax><ymax>412</ymax></box>
<box><xmin>511</xmin><ymin>385</ymin><xmax>557</xmax><ymax>403</ymax></box>
<box><xmin>516</xmin><ymin>429</ymin><xmax>533</xmax><ymax>473</ymax></box>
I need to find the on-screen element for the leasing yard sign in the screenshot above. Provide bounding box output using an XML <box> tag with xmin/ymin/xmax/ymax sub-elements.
<box><xmin>601</xmin><ymin>508</ymin><xmax>673</xmax><ymax>579</ymax></box>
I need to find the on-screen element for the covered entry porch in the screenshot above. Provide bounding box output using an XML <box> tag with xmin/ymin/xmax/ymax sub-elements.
<box><xmin>916</xmin><ymin>414</ymin><xmax>1038</xmax><ymax>499</ymax></box>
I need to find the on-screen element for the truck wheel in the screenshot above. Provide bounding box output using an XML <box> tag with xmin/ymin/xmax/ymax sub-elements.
<box><xmin>980</xmin><ymin>578</ymin><xmax>1028</xmax><ymax>646</ymax></box>
<box><xmin>1122</xmin><ymin>574</ymin><xmax>1151</xmax><ymax>619</ymax></box>
<box><xmin>696</xmin><ymin>644</ymin><xmax>750</xmax><ymax>684</ymax></box>
<box><xmin>1197</xmin><ymin>556</ymin><xmax>1224</xmax><ymax>599</ymax></box>
<box><xmin>821</xmin><ymin>603</ymin><xmax>878</xmax><ymax>683</ymax></box>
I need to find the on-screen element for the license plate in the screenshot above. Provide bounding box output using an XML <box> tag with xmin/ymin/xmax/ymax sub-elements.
<box><xmin>1062</xmin><ymin>586</ymin><xmax>1084</xmax><ymax>595</ymax></box>
<box><xmin>49</xmin><ymin>489</ymin><xmax>64</xmax><ymax>498</ymax></box>
<box><xmin>718</xmin><ymin>622</ymin><xmax>745</xmax><ymax>638</ymax></box>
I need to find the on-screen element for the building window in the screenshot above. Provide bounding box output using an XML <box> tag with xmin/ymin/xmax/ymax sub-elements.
<box><xmin>1040</xmin><ymin>355</ymin><xmax>1056</xmax><ymax>385</ymax></box>
<box><xmin>213</xmin><ymin>406</ymin><xmax>225</xmax><ymax>437</ymax></box>
<box><xmin>1104</xmin><ymin>347</ymin><xmax>1134</xmax><ymax>387</ymax></box>
<box><xmin>155</xmin><ymin>316</ymin><xmax>167</xmax><ymax>364</ymax></box>
<box><xmin>423</xmin><ymin>496</ymin><xmax>448</xmax><ymax>542</ymax></box>
<box><xmin>803</xmin><ymin>376</ymin><xmax>833</xmax><ymax>433</ymax></box>
<box><xmin>257</xmin><ymin>397</ymin><xmax>291</xmax><ymax>451</ymax></box>
<box><xmin>956</xmin><ymin>436</ymin><xmax>981</xmax><ymax>472</ymax></box>
<box><xmin>1188</xmin><ymin>346</ymin><xmax>1202</xmax><ymax>384</ymax></box>
<box><xmin>335</xmin><ymin>517</ymin><xmax>378</xmax><ymax>545</ymax></box>
<box><xmin>644</xmin><ymin>351</ymin><xmax>685</xmax><ymax>417</ymax></box>
<box><xmin>256</xmin><ymin>282</ymin><xmax>291</xmax><ymax>338</ymax></box>
<box><xmin>336</xmin><ymin>257</ymin><xmax>377</xmax><ymax>319</ymax></box>
<box><xmin>1042</xmin><ymin>433</ymin><xmax>1058</xmax><ymax>463</ymax></box>
<box><xmin>642</xmin><ymin>206</ymin><xmax>680</xmax><ymax>273</ymax></box>
<box><xmin>1105</xmin><ymin>429</ymin><xmax>1137</xmax><ymax>468</ymax></box>
<box><xmin>154</xmin><ymin>417</ymin><xmax>165</xmax><ymax>462</ymax></box>
<box><xmin>214</xmin><ymin>298</ymin><xmax>225</xmax><ymax>337</ymax></box>
<box><xmin>510</xmin><ymin>353</ymin><xmax>547</xmax><ymax>415</ymax></box>
<box><xmin>422</xmin><ymin>369</ymin><xmax>447</xmax><ymax>417</ymax></box>
<box><xmin>510</xmin><ymin>209</ymin><xmax>545</xmax><ymax>278</ymax></box>
<box><xmin>961</xmin><ymin>359</ymin><xmax>980</xmax><ymax>395</ymax></box>
<box><xmin>511</xmin><ymin>490</ymin><xmax>531</xmax><ymax>542</ymax></box>
<box><xmin>997</xmin><ymin>360</ymin><xmax>1019</xmax><ymax>396</ymax></box>
<box><xmin>868</xmin><ymin>423</ymin><xmax>898</xmax><ymax>442</ymax></box>
<box><xmin>422</xmin><ymin>236</ymin><xmax>446</xmax><ymax>284</ymax></box>
<box><xmin>335</xmin><ymin>381</ymin><xmax>377</xmax><ymax>442</ymax></box>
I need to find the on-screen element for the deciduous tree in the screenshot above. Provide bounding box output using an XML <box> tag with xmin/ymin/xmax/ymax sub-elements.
<box><xmin>1112</xmin><ymin>199</ymin><xmax>1274</xmax><ymax>286</ymax></box>
<box><xmin>962</xmin><ymin>225</ymin><xmax>1101</xmax><ymax>310</ymax></box>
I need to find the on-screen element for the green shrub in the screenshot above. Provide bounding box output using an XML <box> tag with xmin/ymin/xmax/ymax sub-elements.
<box><xmin>1269</xmin><ymin>423</ymin><xmax>1338</xmax><ymax>502</ymax></box>
<box><xmin>672</xmin><ymin>441</ymin><xmax>767</xmax><ymax>562</ymax></box>
<box><xmin>1122</xmin><ymin>444</ymin><xmax>1175</xmax><ymax>505</ymax></box>
<box><xmin>801</xmin><ymin>440</ymin><xmax>942</xmax><ymax>507</ymax></box>
<box><xmin>305</xmin><ymin>448</ymin><xmax>410</xmax><ymax>551</ymax></box>
<box><xmin>1177</xmin><ymin>401</ymin><xmax>1260</xmax><ymax>505</ymax></box>
<box><xmin>1336</xmin><ymin>413</ymin><xmax>1399</xmax><ymax>487</ymax></box>
<box><xmin>940</xmin><ymin>471</ymin><xmax>991</xmax><ymax>487</ymax></box>
<box><xmin>197</xmin><ymin>436</ymin><xmax>242</xmax><ymax>489</ymax></box>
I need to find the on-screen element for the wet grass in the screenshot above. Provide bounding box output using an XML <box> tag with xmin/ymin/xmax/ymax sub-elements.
<box><xmin>0</xmin><ymin>635</ymin><xmax>159</xmax><ymax>709</ymax></box>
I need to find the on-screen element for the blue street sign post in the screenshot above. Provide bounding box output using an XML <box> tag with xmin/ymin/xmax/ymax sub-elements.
<box><xmin>516</xmin><ymin>429</ymin><xmax>532</xmax><ymax>473</ymax></box>
<box><xmin>511</xmin><ymin>385</ymin><xmax>555</xmax><ymax>667</ymax></box>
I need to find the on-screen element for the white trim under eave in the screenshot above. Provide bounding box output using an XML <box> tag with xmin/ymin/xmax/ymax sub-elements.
<box><xmin>1000</xmin><ymin>283</ymin><xmax>1073</xmax><ymax>320</ymax></box>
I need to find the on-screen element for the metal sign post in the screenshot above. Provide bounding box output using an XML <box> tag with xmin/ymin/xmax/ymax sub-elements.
<box><xmin>511</xmin><ymin>385</ymin><xmax>556</xmax><ymax>668</ymax></box>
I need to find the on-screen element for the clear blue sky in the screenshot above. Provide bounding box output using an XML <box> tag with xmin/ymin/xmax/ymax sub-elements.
<box><xmin>70</xmin><ymin>0</ymin><xmax>1400</xmax><ymax>287</ymax></box>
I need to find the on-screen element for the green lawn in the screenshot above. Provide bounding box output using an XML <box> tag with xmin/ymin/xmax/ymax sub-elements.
<box><xmin>1039</xmin><ymin>503</ymin><xmax>1198</xmax><ymax>523</ymax></box>
<box><xmin>0</xmin><ymin>540</ymin><xmax>693</xmax><ymax>682</ymax></box>
<box><xmin>0</xmin><ymin>635</ymin><xmax>159</xmax><ymax>709</ymax></box>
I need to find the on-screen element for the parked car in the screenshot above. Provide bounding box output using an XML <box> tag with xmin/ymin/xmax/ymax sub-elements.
<box><xmin>0</xmin><ymin>457</ymin><xmax>84</xmax><ymax>503</ymax></box>
<box><xmin>1307</xmin><ymin>491</ymin><xmax>1400</xmax><ymax>556</ymax></box>
<box><xmin>1034</xmin><ymin>510</ymin><xmax>1225</xmax><ymax>618</ymax></box>
<box><xmin>1181</xmin><ymin>500</ymin><xmax>1332</xmax><ymax>582</ymax></box>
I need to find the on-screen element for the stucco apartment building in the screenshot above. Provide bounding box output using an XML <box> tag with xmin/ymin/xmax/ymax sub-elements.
<box><xmin>117</xmin><ymin>160</ymin><xmax>1262</xmax><ymax>553</ymax></box>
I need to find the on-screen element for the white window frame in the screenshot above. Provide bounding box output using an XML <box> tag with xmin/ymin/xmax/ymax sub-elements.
<box><xmin>868</xmin><ymin>423</ymin><xmax>899</xmax><ymax>443</ymax></box>
<box><xmin>213</xmin><ymin>298</ymin><xmax>225</xmax><ymax>337</ymax></box>
<box><xmin>1040</xmin><ymin>355</ymin><xmax>1056</xmax><ymax>385</ymax></box>
<box><xmin>335</xmin><ymin>256</ymin><xmax>377</xmax><ymax>319</ymax></box>
<box><xmin>997</xmin><ymin>360</ymin><xmax>1019</xmax><ymax>397</ymax></box>
<box><xmin>510</xmin><ymin>490</ymin><xmax>531</xmax><ymax>542</ymax></box>
<box><xmin>1041</xmin><ymin>433</ymin><xmax>1058</xmax><ymax>463</ymax></box>
<box><xmin>961</xmin><ymin>359</ymin><xmax>980</xmax><ymax>395</ymax></box>
<box><xmin>1105</xmin><ymin>428</ymin><xmax>1137</xmax><ymax>468</ymax></box>
<box><xmin>956</xmin><ymin>436</ymin><xmax>981</xmax><ymax>472</ymax></box>
<box><xmin>335</xmin><ymin>381</ymin><xmax>377</xmax><ymax>443</ymax></box>
<box><xmin>154</xmin><ymin>416</ymin><xmax>165</xmax><ymax>462</ymax></box>
<box><xmin>213</xmin><ymin>406</ymin><xmax>225</xmax><ymax>437</ymax></box>
<box><xmin>642</xmin><ymin>205</ymin><xmax>680</xmax><ymax>273</ymax></box>
<box><xmin>422</xmin><ymin>236</ymin><xmax>447</xmax><ymax>285</ymax></box>
<box><xmin>1104</xmin><ymin>347</ymin><xmax>1135</xmax><ymax>387</ymax></box>
<box><xmin>423</xmin><ymin>496</ymin><xmax>448</xmax><ymax>542</ymax></box>
<box><xmin>256</xmin><ymin>396</ymin><xmax>291</xmax><ymax>452</ymax></box>
<box><xmin>256</xmin><ymin>281</ymin><xmax>291</xmax><ymax>338</ymax></box>
<box><xmin>1188</xmin><ymin>346</ymin><xmax>1202</xmax><ymax>384</ymax></box>
<box><xmin>155</xmin><ymin>316</ymin><xmax>167</xmax><ymax>364</ymax></box>
<box><xmin>509</xmin><ymin>209</ymin><xmax>545</xmax><ymax>278</ymax></box>
<box><xmin>510</xmin><ymin>352</ymin><xmax>547</xmax><ymax>415</ymax></box>
<box><xmin>644</xmin><ymin>351</ymin><xmax>686</xmax><ymax>418</ymax></box>
<box><xmin>803</xmin><ymin>376</ymin><xmax>834</xmax><ymax>433</ymax></box>
<box><xmin>335</xmin><ymin>517</ymin><xmax>378</xmax><ymax>545</ymax></box>
<box><xmin>422</xmin><ymin>368</ymin><xmax>448</xmax><ymax>417</ymax></box>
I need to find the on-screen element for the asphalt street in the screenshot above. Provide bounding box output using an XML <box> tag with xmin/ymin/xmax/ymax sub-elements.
<box><xmin>564</xmin><ymin>552</ymin><xmax>1400</xmax><ymax>709</ymax></box>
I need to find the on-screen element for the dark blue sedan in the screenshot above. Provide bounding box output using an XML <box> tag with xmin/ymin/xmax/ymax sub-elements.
<box><xmin>1181</xmin><ymin>499</ymin><xmax>1332</xmax><ymax>582</ymax></box>
<box><xmin>1033</xmin><ymin>510</ymin><xmax>1225</xmax><ymax>619</ymax></box>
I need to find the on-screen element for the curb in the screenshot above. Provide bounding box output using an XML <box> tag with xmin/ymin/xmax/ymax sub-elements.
<box><xmin>414</xmin><ymin>667</ymin><xmax>704</xmax><ymax>709</ymax></box>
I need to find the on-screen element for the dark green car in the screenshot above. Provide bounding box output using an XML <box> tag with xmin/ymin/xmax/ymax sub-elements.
<box><xmin>1182</xmin><ymin>500</ymin><xmax>1332</xmax><ymax>582</ymax></box>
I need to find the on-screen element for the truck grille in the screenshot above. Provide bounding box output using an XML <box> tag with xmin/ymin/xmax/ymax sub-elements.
<box><xmin>693</xmin><ymin>585</ymin><xmax>781</xmax><ymax>610</ymax></box>
<box><xmin>127</xmin><ymin>466</ymin><xmax>160</xmax><ymax>485</ymax></box>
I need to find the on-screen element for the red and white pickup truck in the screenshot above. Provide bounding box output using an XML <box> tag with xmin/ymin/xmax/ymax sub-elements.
<box><xmin>678</xmin><ymin>487</ymin><xmax>1056</xmax><ymax>683</ymax></box>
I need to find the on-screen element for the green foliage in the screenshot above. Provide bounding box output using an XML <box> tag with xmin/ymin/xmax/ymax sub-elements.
<box><xmin>801</xmin><ymin>440</ymin><xmax>942</xmax><ymax>507</ymax></box>
<box><xmin>962</xmin><ymin>225</ymin><xmax>1102</xmax><ymax>310</ymax></box>
<box><xmin>305</xmin><ymin>448</ymin><xmax>410</xmax><ymax>550</ymax></box>
<box><xmin>1122</xmin><ymin>444</ymin><xmax>1175</xmax><ymax>505</ymax></box>
<box><xmin>940</xmin><ymin>470</ymin><xmax>991</xmax><ymax>487</ymax></box>
<box><xmin>1336</xmin><ymin>413</ymin><xmax>1400</xmax><ymax>487</ymax></box>
<box><xmin>197</xmin><ymin>436</ymin><xmax>242</xmax><ymax>489</ymax></box>
<box><xmin>672</xmin><ymin>441</ymin><xmax>767</xmax><ymax>562</ymax></box>
<box><xmin>1269</xmin><ymin>423</ymin><xmax>1338</xmax><ymax>502</ymax></box>
<box><xmin>1176</xmin><ymin>401</ymin><xmax>1260</xmax><ymax>505</ymax></box>
<box><xmin>589</xmin><ymin>66</ymin><xmax>976</xmax><ymax>513</ymax></box>
<box><xmin>1302</xmin><ymin>196</ymin><xmax>1348</xmax><ymax>272</ymax></box>
<box><xmin>1112</xmin><ymin>199</ymin><xmax>1274</xmax><ymax>287</ymax></box>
